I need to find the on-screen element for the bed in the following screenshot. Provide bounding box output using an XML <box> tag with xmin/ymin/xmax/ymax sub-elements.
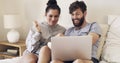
<box><xmin>0</xmin><ymin>57</ymin><xmax>21</xmax><ymax>63</ymax></box>
<box><xmin>0</xmin><ymin>22</ymin><xmax>110</xmax><ymax>63</ymax></box>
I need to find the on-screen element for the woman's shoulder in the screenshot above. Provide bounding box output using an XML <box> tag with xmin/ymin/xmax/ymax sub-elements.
<box><xmin>57</xmin><ymin>24</ymin><xmax>66</xmax><ymax>31</ymax></box>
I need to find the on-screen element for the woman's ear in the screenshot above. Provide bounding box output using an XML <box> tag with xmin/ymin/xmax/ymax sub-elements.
<box><xmin>84</xmin><ymin>11</ymin><xmax>87</xmax><ymax>17</ymax></box>
<box><xmin>45</xmin><ymin>13</ymin><xmax>47</xmax><ymax>16</ymax></box>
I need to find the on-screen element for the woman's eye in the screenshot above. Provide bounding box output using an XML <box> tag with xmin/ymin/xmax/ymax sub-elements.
<box><xmin>49</xmin><ymin>15</ymin><xmax>53</xmax><ymax>17</ymax></box>
<box><xmin>55</xmin><ymin>15</ymin><xmax>59</xmax><ymax>18</ymax></box>
<box><xmin>76</xmin><ymin>14</ymin><xmax>80</xmax><ymax>16</ymax></box>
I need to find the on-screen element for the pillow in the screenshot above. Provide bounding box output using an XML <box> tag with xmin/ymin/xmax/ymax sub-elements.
<box><xmin>100</xmin><ymin>15</ymin><xmax>120</xmax><ymax>63</ymax></box>
<box><xmin>97</xmin><ymin>24</ymin><xmax>109</xmax><ymax>60</ymax></box>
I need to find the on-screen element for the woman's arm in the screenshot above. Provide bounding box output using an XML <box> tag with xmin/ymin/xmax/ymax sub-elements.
<box><xmin>26</xmin><ymin>21</ymin><xmax>42</xmax><ymax>50</ymax></box>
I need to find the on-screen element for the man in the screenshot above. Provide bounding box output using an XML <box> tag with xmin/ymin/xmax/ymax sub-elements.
<box><xmin>51</xmin><ymin>1</ymin><xmax>101</xmax><ymax>63</ymax></box>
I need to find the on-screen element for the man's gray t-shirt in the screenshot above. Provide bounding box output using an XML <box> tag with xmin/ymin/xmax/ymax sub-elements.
<box><xmin>65</xmin><ymin>22</ymin><xmax>101</xmax><ymax>59</ymax></box>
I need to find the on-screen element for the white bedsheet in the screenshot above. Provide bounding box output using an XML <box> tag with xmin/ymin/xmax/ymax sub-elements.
<box><xmin>0</xmin><ymin>57</ymin><xmax>21</xmax><ymax>63</ymax></box>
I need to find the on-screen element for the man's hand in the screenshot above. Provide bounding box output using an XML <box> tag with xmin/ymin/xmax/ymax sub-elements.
<box><xmin>33</xmin><ymin>21</ymin><xmax>41</xmax><ymax>33</ymax></box>
<box><xmin>88</xmin><ymin>32</ymin><xmax>99</xmax><ymax>45</ymax></box>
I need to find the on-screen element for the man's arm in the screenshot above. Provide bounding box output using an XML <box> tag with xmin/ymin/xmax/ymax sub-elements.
<box><xmin>88</xmin><ymin>32</ymin><xmax>100</xmax><ymax>45</ymax></box>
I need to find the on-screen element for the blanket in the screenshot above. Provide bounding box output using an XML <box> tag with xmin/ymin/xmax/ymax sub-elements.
<box><xmin>0</xmin><ymin>57</ymin><xmax>21</xmax><ymax>63</ymax></box>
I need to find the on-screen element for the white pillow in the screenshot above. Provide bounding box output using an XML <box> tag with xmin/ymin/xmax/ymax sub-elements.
<box><xmin>102</xmin><ymin>44</ymin><xmax>120</xmax><ymax>63</ymax></box>
<box><xmin>107</xmin><ymin>15</ymin><xmax>120</xmax><ymax>44</ymax></box>
<box><xmin>97</xmin><ymin>24</ymin><xmax>109</xmax><ymax>59</ymax></box>
<box><xmin>101</xmin><ymin>15</ymin><xmax>120</xmax><ymax>63</ymax></box>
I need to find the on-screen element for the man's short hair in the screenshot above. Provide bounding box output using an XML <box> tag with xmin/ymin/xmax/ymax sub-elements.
<box><xmin>69</xmin><ymin>1</ymin><xmax>87</xmax><ymax>14</ymax></box>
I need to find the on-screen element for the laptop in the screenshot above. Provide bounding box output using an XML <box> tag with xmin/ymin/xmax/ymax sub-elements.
<box><xmin>51</xmin><ymin>36</ymin><xmax>92</xmax><ymax>61</ymax></box>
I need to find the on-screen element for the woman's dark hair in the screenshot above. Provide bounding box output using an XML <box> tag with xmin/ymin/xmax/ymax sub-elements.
<box><xmin>46</xmin><ymin>0</ymin><xmax>61</xmax><ymax>14</ymax></box>
<box><xmin>69</xmin><ymin>1</ymin><xmax>87</xmax><ymax>14</ymax></box>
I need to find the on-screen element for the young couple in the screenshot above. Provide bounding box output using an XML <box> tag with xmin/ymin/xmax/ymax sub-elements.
<box><xmin>20</xmin><ymin>0</ymin><xmax>101</xmax><ymax>63</ymax></box>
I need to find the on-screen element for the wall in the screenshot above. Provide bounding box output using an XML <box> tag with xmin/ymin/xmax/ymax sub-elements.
<box><xmin>0</xmin><ymin>0</ymin><xmax>120</xmax><ymax>40</ymax></box>
<box><xmin>86</xmin><ymin>0</ymin><xmax>120</xmax><ymax>24</ymax></box>
<box><xmin>0</xmin><ymin>0</ymin><xmax>26</xmax><ymax>41</ymax></box>
<box><xmin>0</xmin><ymin>0</ymin><xmax>4</xmax><ymax>40</ymax></box>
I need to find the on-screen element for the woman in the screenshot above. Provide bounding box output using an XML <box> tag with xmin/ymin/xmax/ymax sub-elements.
<box><xmin>20</xmin><ymin>0</ymin><xmax>66</xmax><ymax>63</ymax></box>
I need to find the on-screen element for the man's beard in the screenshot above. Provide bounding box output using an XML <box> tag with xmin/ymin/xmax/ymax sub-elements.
<box><xmin>72</xmin><ymin>16</ymin><xmax>84</xmax><ymax>27</ymax></box>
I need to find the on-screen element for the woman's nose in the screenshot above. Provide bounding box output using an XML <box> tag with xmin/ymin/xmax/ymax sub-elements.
<box><xmin>51</xmin><ymin>17</ymin><xmax>55</xmax><ymax>21</ymax></box>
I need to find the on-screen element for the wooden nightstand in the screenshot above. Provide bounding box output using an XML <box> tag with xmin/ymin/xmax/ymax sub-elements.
<box><xmin>0</xmin><ymin>41</ymin><xmax>26</xmax><ymax>59</ymax></box>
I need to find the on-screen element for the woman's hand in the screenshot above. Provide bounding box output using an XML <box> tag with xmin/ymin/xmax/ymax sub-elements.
<box><xmin>55</xmin><ymin>33</ymin><xmax>64</xmax><ymax>37</ymax></box>
<box><xmin>33</xmin><ymin>21</ymin><xmax>41</xmax><ymax>33</ymax></box>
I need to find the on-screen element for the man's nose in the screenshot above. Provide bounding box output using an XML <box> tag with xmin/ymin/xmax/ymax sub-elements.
<box><xmin>73</xmin><ymin>15</ymin><xmax>78</xmax><ymax>19</ymax></box>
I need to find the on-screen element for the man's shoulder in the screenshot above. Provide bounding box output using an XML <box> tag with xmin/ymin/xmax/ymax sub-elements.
<box><xmin>66</xmin><ymin>27</ymin><xmax>74</xmax><ymax>31</ymax></box>
<box><xmin>87</xmin><ymin>22</ymin><xmax>100</xmax><ymax>28</ymax></box>
<box><xmin>89</xmin><ymin>22</ymin><xmax>99</xmax><ymax>26</ymax></box>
